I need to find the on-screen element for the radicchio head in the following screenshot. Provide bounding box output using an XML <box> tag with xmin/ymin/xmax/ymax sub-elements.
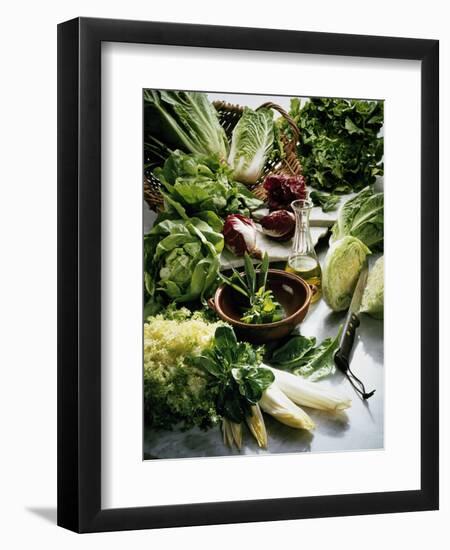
<box><xmin>223</xmin><ymin>214</ymin><xmax>261</xmax><ymax>257</ymax></box>
<box><xmin>260</xmin><ymin>210</ymin><xmax>296</xmax><ymax>241</ymax></box>
<box><xmin>263</xmin><ymin>174</ymin><xmax>308</xmax><ymax>211</ymax></box>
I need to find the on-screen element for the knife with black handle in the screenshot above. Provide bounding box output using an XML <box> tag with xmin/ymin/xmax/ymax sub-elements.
<box><xmin>334</xmin><ymin>261</ymin><xmax>375</xmax><ymax>400</ymax></box>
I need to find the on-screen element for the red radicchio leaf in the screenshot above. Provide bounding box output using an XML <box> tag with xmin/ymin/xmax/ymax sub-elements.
<box><xmin>260</xmin><ymin>210</ymin><xmax>296</xmax><ymax>241</ymax></box>
<box><xmin>223</xmin><ymin>214</ymin><xmax>261</xmax><ymax>257</ymax></box>
<box><xmin>263</xmin><ymin>174</ymin><xmax>308</xmax><ymax>211</ymax></box>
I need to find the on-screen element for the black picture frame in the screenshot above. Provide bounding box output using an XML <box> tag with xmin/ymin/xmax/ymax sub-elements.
<box><xmin>57</xmin><ymin>17</ymin><xmax>439</xmax><ymax>533</ymax></box>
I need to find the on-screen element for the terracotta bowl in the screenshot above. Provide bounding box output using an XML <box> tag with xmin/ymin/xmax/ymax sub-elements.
<box><xmin>210</xmin><ymin>269</ymin><xmax>312</xmax><ymax>344</ymax></box>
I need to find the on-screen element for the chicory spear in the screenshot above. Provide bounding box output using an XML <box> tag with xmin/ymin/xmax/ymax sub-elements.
<box><xmin>259</xmin><ymin>384</ymin><xmax>315</xmax><ymax>430</ymax></box>
<box><xmin>259</xmin><ymin>210</ymin><xmax>296</xmax><ymax>241</ymax></box>
<box><xmin>223</xmin><ymin>214</ymin><xmax>261</xmax><ymax>258</ymax></box>
<box><xmin>264</xmin><ymin>365</ymin><xmax>351</xmax><ymax>412</ymax></box>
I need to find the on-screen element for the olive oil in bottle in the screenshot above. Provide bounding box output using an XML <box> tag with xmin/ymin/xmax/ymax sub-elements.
<box><xmin>286</xmin><ymin>255</ymin><xmax>322</xmax><ymax>303</ymax></box>
<box><xmin>286</xmin><ymin>199</ymin><xmax>322</xmax><ymax>303</ymax></box>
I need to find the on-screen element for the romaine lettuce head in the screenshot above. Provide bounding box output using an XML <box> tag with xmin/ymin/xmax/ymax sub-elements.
<box><xmin>228</xmin><ymin>107</ymin><xmax>275</xmax><ymax>185</ymax></box>
<box><xmin>144</xmin><ymin>217</ymin><xmax>224</xmax><ymax>305</ymax></box>
<box><xmin>361</xmin><ymin>256</ymin><xmax>384</xmax><ymax>319</ymax></box>
<box><xmin>323</xmin><ymin>236</ymin><xmax>371</xmax><ymax>312</ymax></box>
<box><xmin>144</xmin><ymin>90</ymin><xmax>229</xmax><ymax>162</ymax></box>
<box><xmin>331</xmin><ymin>186</ymin><xmax>384</xmax><ymax>251</ymax></box>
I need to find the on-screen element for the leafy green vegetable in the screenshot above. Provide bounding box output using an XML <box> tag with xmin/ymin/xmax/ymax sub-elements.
<box><xmin>322</xmin><ymin>236</ymin><xmax>371</xmax><ymax>312</ymax></box>
<box><xmin>144</xmin><ymin>90</ymin><xmax>229</xmax><ymax>165</ymax></box>
<box><xmin>361</xmin><ymin>256</ymin><xmax>384</xmax><ymax>319</ymax></box>
<box><xmin>269</xmin><ymin>329</ymin><xmax>341</xmax><ymax>381</ymax></box>
<box><xmin>144</xmin><ymin>215</ymin><xmax>223</xmax><ymax>306</ymax></box>
<box><xmin>240</xmin><ymin>288</ymin><xmax>284</xmax><ymax>325</ymax></box>
<box><xmin>292</xmin><ymin>329</ymin><xmax>341</xmax><ymax>381</ymax></box>
<box><xmin>310</xmin><ymin>190</ymin><xmax>340</xmax><ymax>212</ymax></box>
<box><xmin>190</xmin><ymin>326</ymin><xmax>273</xmax><ymax>424</ymax></box>
<box><xmin>143</xmin><ymin>309</ymin><xmax>224</xmax><ymax>430</ymax></box>
<box><xmin>220</xmin><ymin>252</ymin><xmax>284</xmax><ymax>324</ymax></box>
<box><xmin>154</xmin><ymin>150</ymin><xmax>262</xmax><ymax>217</ymax></box>
<box><xmin>331</xmin><ymin>186</ymin><xmax>384</xmax><ymax>251</ymax></box>
<box><xmin>228</xmin><ymin>107</ymin><xmax>275</xmax><ymax>184</ymax></box>
<box><xmin>281</xmin><ymin>97</ymin><xmax>383</xmax><ymax>193</ymax></box>
<box><xmin>270</xmin><ymin>335</ymin><xmax>317</xmax><ymax>367</ymax></box>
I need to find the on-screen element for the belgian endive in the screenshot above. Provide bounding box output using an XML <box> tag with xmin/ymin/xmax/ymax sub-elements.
<box><xmin>265</xmin><ymin>365</ymin><xmax>351</xmax><ymax>412</ymax></box>
<box><xmin>260</xmin><ymin>383</ymin><xmax>315</xmax><ymax>431</ymax></box>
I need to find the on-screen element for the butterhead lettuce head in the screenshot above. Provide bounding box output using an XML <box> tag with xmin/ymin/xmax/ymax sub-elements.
<box><xmin>322</xmin><ymin>236</ymin><xmax>371</xmax><ymax>312</ymax></box>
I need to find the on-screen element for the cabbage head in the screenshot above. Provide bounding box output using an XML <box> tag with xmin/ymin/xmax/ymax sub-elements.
<box><xmin>228</xmin><ymin>107</ymin><xmax>274</xmax><ymax>185</ymax></box>
<box><xmin>323</xmin><ymin>236</ymin><xmax>371</xmax><ymax>312</ymax></box>
<box><xmin>361</xmin><ymin>256</ymin><xmax>384</xmax><ymax>319</ymax></box>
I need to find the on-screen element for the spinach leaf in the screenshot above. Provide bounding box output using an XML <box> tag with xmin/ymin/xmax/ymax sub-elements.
<box><xmin>190</xmin><ymin>355</ymin><xmax>225</xmax><ymax>379</ymax></box>
<box><xmin>310</xmin><ymin>190</ymin><xmax>340</xmax><ymax>213</ymax></box>
<box><xmin>292</xmin><ymin>328</ymin><xmax>342</xmax><ymax>382</ymax></box>
<box><xmin>270</xmin><ymin>335</ymin><xmax>317</xmax><ymax>367</ymax></box>
<box><xmin>232</xmin><ymin>366</ymin><xmax>274</xmax><ymax>404</ymax></box>
<box><xmin>214</xmin><ymin>325</ymin><xmax>238</xmax><ymax>364</ymax></box>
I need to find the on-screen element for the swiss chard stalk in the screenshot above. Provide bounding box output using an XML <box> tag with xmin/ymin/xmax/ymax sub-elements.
<box><xmin>189</xmin><ymin>326</ymin><xmax>274</xmax><ymax>448</ymax></box>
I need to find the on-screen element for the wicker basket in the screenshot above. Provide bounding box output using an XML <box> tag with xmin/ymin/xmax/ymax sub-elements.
<box><xmin>143</xmin><ymin>100</ymin><xmax>302</xmax><ymax>212</ymax></box>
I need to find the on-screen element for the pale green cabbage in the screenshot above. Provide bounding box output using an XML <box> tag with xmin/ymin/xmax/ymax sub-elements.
<box><xmin>322</xmin><ymin>236</ymin><xmax>371</xmax><ymax>312</ymax></box>
<box><xmin>361</xmin><ymin>256</ymin><xmax>384</xmax><ymax>319</ymax></box>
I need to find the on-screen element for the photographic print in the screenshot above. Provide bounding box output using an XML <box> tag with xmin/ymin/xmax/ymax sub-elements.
<box><xmin>142</xmin><ymin>90</ymin><xmax>384</xmax><ymax>460</ymax></box>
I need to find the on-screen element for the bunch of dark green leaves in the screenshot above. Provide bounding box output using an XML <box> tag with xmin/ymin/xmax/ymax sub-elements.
<box><xmin>189</xmin><ymin>326</ymin><xmax>274</xmax><ymax>424</ymax></box>
<box><xmin>280</xmin><ymin>97</ymin><xmax>384</xmax><ymax>194</ymax></box>
<box><xmin>220</xmin><ymin>252</ymin><xmax>284</xmax><ymax>325</ymax></box>
<box><xmin>155</xmin><ymin>150</ymin><xmax>262</xmax><ymax>218</ymax></box>
<box><xmin>269</xmin><ymin>328</ymin><xmax>342</xmax><ymax>382</ymax></box>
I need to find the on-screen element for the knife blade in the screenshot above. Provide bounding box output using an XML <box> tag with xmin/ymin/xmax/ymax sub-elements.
<box><xmin>334</xmin><ymin>260</ymin><xmax>375</xmax><ymax>399</ymax></box>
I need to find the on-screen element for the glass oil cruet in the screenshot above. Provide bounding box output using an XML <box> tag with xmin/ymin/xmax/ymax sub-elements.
<box><xmin>286</xmin><ymin>199</ymin><xmax>322</xmax><ymax>303</ymax></box>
